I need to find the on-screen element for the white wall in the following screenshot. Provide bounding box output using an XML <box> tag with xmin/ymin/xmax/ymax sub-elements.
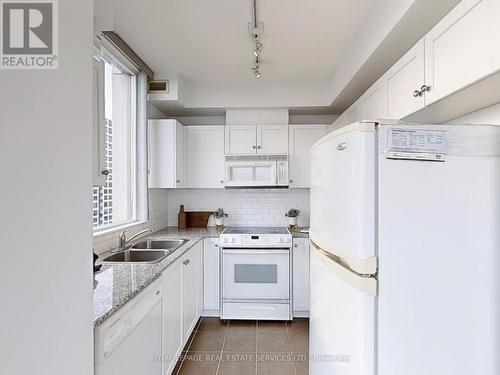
<box><xmin>93</xmin><ymin>188</ymin><xmax>169</xmax><ymax>254</ymax></box>
<box><xmin>0</xmin><ymin>1</ymin><xmax>94</xmax><ymax>374</ymax></box>
<box><xmin>447</xmin><ymin>102</ymin><xmax>500</xmax><ymax>125</ymax></box>
<box><xmin>167</xmin><ymin>189</ymin><xmax>310</xmax><ymax>227</ymax></box>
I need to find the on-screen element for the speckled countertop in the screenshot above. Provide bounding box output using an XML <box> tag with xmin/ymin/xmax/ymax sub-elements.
<box><xmin>93</xmin><ymin>226</ymin><xmax>309</xmax><ymax>327</ymax></box>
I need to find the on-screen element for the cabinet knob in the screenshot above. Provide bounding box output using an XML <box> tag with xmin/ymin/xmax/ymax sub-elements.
<box><xmin>294</xmin><ymin>244</ymin><xmax>298</xmax><ymax>248</ymax></box>
<box><xmin>183</xmin><ymin>259</ymin><xmax>190</xmax><ymax>265</ymax></box>
<box><xmin>413</xmin><ymin>90</ymin><xmax>421</xmax><ymax>98</ymax></box>
<box><xmin>214</xmin><ymin>244</ymin><xmax>219</xmax><ymax>248</ymax></box>
<box><xmin>220</xmin><ymin>180</ymin><xmax>224</xmax><ymax>183</ymax></box>
<box><xmin>289</xmin><ymin>179</ymin><xmax>293</xmax><ymax>183</ymax></box>
<box><xmin>101</xmin><ymin>169</ymin><xmax>109</xmax><ymax>176</ymax></box>
<box><xmin>420</xmin><ymin>84</ymin><xmax>431</xmax><ymax>93</ymax></box>
<box><xmin>252</xmin><ymin>145</ymin><xmax>257</xmax><ymax>149</ymax></box>
<box><xmin>176</xmin><ymin>179</ymin><xmax>181</xmax><ymax>183</ymax></box>
<box><xmin>257</xmin><ymin>145</ymin><xmax>262</xmax><ymax>149</ymax></box>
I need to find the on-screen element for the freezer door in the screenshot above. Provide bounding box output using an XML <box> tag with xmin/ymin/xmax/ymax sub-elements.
<box><xmin>310</xmin><ymin>122</ymin><xmax>377</xmax><ymax>275</ymax></box>
<box><xmin>310</xmin><ymin>244</ymin><xmax>375</xmax><ymax>375</ymax></box>
<box><xmin>377</xmin><ymin>124</ymin><xmax>500</xmax><ymax>375</ymax></box>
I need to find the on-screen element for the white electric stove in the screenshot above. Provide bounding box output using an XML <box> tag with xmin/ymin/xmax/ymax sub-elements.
<box><xmin>220</xmin><ymin>227</ymin><xmax>292</xmax><ymax>320</ymax></box>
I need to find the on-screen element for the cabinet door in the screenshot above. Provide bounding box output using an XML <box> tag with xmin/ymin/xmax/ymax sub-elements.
<box><xmin>203</xmin><ymin>238</ymin><xmax>220</xmax><ymax>312</ymax></box>
<box><xmin>293</xmin><ymin>238</ymin><xmax>310</xmax><ymax>314</ymax></box>
<box><xmin>425</xmin><ymin>0</ymin><xmax>500</xmax><ymax>105</ymax></box>
<box><xmin>92</xmin><ymin>58</ymin><xmax>106</xmax><ymax>186</ymax></box>
<box><xmin>289</xmin><ymin>125</ymin><xmax>328</xmax><ymax>188</ymax></box>
<box><xmin>175</xmin><ymin>122</ymin><xmax>187</xmax><ymax>188</ymax></box>
<box><xmin>162</xmin><ymin>260</ymin><xmax>183</xmax><ymax>375</ymax></box>
<box><xmin>257</xmin><ymin>125</ymin><xmax>289</xmax><ymax>154</ymax></box>
<box><xmin>182</xmin><ymin>242</ymin><xmax>201</xmax><ymax>342</ymax></box>
<box><xmin>386</xmin><ymin>39</ymin><xmax>425</xmax><ymax>119</ymax></box>
<box><xmin>187</xmin><ymin>126</ymin><xmax>225</xmax><ymax>188</ymax></box>
<box><xmin>360</xmin><ymin>77</ymin><xmax>387</xmax><ymax>120</ymax></box>
<box><xmin>149</xmin><ymin>119</ymin><xmax>176</xmax><ymax>188</ymax></box>
<box><xmin>225</xmin><ymin>125</ymin><xmax>257</xmax><ymax>154</ymax></box>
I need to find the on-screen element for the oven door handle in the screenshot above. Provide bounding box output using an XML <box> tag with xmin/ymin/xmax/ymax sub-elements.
<box><xmin>222</xmin><ymin>249</ymin><xmax>290</xmax><ymax>255</ymax></box>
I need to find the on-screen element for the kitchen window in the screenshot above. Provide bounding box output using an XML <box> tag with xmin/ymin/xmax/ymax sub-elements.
<box><xmin>93</xmin><ymin>45</ymin><xmax>148</xmax><ymax>233</ymax></box>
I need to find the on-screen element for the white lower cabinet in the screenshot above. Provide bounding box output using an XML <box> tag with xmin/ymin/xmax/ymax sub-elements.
<box><xmin>162</xmin><ymin>241</ymin><xmax>202</xmax><ymax>375</ymax></box>
<box><xmin>162</xmin><ymin>260</ymin><xmax>182</xmax><ymax>375</ymax></box>
<box><xmin>181</xmin><ymin>242</ymin><xmax>201</xmax><ymax>342</ymax></box>
<box><xmin>203</xmin><ymin>238</ymin><xmax>220</xmax><ymax>314</ymax></box>
<box><xmin>292</xmin><ymin>238</ymin><xmax>310</xmax><ymax>316</ymax></box>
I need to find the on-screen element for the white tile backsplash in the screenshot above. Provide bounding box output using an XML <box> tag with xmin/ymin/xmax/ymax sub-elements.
<box><xmin>167</xmin><ymin>189</ymin><xmax>310</xmax><ymax>227</ymax></box>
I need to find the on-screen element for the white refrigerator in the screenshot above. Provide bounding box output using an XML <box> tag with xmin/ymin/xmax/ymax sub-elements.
<box><xmin>309</xmin><ymin>121</ymin><xmax>500</xmax><ymax>375</ymax></box>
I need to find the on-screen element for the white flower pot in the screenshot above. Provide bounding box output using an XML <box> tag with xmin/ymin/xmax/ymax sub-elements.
<box><xmin>215</xmin><ymin>218</ymin><xmax>224</xmax><ymax>226</ymax></box>
<box><xmin>288</xmin><ymin>217</ymin><xmax>297</xmax><ymax>227</ymax></box>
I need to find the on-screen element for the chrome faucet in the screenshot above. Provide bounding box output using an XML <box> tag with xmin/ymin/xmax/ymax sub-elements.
<box><xmin>118</xmin><ymin>228</ymin><xmax>153</xmax><ymax>249</ymax></box>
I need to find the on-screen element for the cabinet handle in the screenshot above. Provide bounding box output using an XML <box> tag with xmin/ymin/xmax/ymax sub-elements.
<box><xmin>257</xmin><ymin>145</ymin><xmax>262</xmax><ymax>149</ymax></box>
<box><xmin>420</xmin><ymin>85</ymin><xmax>431</xmax><ymax>94</ymax></box>
<box><xmin>252</xmin><ymin>145</ymin><xmax>257</xmax><ymax>149</ymax></box>
<box><xmin>101</xmin><ymin>169</ymin><xmax>109</xmax><ymax>176</ymax></box>
<box><xmin>183</xmin><ymin>259</ymin><xmax>190</xmax><ymax>265</ymax></box>
<box><xmin>176</xmin><ymin>179</ymin><xmax>181</xmax><ymax>183</ymax></box>
<box><xmin>413</xmin><ymin>90</ymin><xmax>421</xmax><ymax>98</ymax></box>
<box><xmin>294</xmin><ymin>244</ymin><xmax>298</xmax><ymax>248</ymax></box>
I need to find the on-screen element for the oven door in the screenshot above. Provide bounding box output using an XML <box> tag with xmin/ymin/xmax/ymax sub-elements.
<box><xmin>222</xmin><ymin>249</ymin><xmax>290</xmax><ymax>300</ymax></box>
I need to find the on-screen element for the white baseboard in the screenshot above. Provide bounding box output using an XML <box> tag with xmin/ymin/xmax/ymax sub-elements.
<box><xmin>293</xmin><ymin>311</ymin><xmax>310</xmax><ymax>318</ymax></box>
<box><xmin>201</xmin><ymin>309</ymin><xmax>220</xmax><ymax>317</ymax></box>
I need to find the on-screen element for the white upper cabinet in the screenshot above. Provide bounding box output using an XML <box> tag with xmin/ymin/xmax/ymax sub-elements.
<box><xmin>257</xmin><ymin>125</ymin><xmax>289</xmax><ymax>154</ymax></box>
<box><xmin>93</xmin><ymin>58</ymin><xmax>106</xmax><ymax>186</ymax></box>
<box><xmin>187</xmin><ymin>126</ymin><xmax>225</xmax><ymax>188</ymax></box>
<box><xmin>424</xmin><ymin>0</ymin><xmax>500</xmax><ymax>105</ymax></box>
<box><xmin>289</xmin><ymin>125</ymin><xmax>328</xmax><ymax>188</ymax></box>
<box><xmin>359</xmin><ymin>76</ymin><xmax>388</xmax><ymax>120</ymax></box>
<box><xmin>386</xmin><ymin>39</ymin><xmax>426</xmax><ymax>119</ymax></box>
<box><xmin>225</xmin><ymin>125</ymin><xmax>288</xmax><ymax>155</ymax></box>
<box><xmin>149</xmin><ymin>119</ymin><xmax>187</xmax><ymax>188</ymax></box>
<box><xmin>225</xmin><ymin>125</ymin><xmax>257</xmax><ymax>154</ymax></box>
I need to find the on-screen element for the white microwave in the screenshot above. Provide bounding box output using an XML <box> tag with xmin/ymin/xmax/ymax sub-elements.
<box><xmin>224</xmin><ymin>157</ymin><xmax>289</xmax><ymax>188</ymax></box>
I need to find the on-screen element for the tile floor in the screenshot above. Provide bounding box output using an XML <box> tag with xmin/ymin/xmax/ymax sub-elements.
<box><xmin>174</xmin><ymin>317</ymin><xmax>309</xmax><ymax>375</ymax></box>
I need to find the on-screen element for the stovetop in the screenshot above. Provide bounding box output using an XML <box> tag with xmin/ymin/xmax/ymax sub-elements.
<box><xmin>223</xmin><ymin>227</ymin><xmax>289</xmax><ymax>235</ymax></box>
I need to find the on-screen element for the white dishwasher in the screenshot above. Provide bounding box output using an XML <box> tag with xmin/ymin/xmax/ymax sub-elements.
<box><xmin>95</xmin><ymin>278</ymin><xmax>163</xmax><ymax>375</ymax></box>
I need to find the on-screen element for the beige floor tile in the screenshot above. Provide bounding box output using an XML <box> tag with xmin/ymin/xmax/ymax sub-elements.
<box><xmin>257</xmin><ymin>320</ymin><xmax>287</xmax><ymax>333</ymax></box>
<box><xmin>286</xmin><ymin>318</ymin><xmax>309</xmax><ymax>333</ymax></box>
<box><xmin>177</xmin><ymin>352</ymin><xmax>219</xmax><ymax>375</ymax></box>
<box><xmin>197</xmin><ymin>317</ymin><xmax>228</xmax><ymax>332</ymax></box>
<box><xmin>223</xmin><ymin>329</ymin><xmax>256</xmax><ymax>352</ymax></box>
<box><xmin>188</xmin><ymin>331</ymin><xmax>225</xmax><ymax>352</ymax></box>
<box><xmin>257</xmin><ymin>332</ymin><xmax>291</xmax><ymax>353</ymax></box>
<box><xmin>289</xmin><ymin>331</ymin><xmax>309</xmax><ymax>354</ymax></box>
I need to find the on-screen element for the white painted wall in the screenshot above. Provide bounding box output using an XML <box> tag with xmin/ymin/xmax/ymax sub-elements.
<box><xmin>446</xmin><ymin>102</ymin><xmax>500</xmax><ymax>125</ymax></box>
<box><xmin>167</xmin><ymin>189</ymin><xmax>310</xmax><ymax>227</ymax></box>
<box><xmin>0</xmin><ymin>1</ymin><xmax>94</xmax><ymax>374</ymax></box>
<box><xmin>93</xmin><ymin>188</ymin><xmax>169</xmax><ymax>254</ymax></box>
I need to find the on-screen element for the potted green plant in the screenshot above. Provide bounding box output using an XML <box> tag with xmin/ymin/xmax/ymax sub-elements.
<box><xmin>285</xmin><ymin>208</ymin><xmax>300</xmax><ymax>228</ymax></box>
<box><xmin>213</xmin><ymin>208</ymin><xmax>228</xmax><ymax>227</ymax></box>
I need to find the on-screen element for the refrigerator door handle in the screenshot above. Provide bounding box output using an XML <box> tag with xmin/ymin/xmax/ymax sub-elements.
<box><xmin>310</xmin><ymin>239</ymin><xmax>378</xmax><ymax>296</ymax></box>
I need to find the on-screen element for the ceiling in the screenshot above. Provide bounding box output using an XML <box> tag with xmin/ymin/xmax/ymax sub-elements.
<box><xmin>113</xmin><ymin>0</ymin><xmax>375</xmax><ymax>84</ymax></box>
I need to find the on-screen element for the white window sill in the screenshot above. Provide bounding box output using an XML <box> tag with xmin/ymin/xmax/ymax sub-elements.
<box><xmin>93</xmin><ymin>220</ymin><xmax>148</xmax><ymax>238</ymax></box>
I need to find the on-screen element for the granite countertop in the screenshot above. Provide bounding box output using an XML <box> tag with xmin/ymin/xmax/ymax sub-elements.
<box><xmin>93</xmin><ymin>227</ymin><xmax>222</xmax><ymax>327</ymax></box>
<box><xmin>290</xmin><ymin>228</ymin><xmax>310</xmax><ymax>238</ymax></box>
<box><xmin>93</xmin><ymin>226</ymin><xmax>308</xmax><ymax>327</ymax></box>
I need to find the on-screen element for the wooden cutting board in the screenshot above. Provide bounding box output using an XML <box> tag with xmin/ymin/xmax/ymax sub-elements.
<box><xmin>185</xmin><ymin>211</ymin><xmax>212</xmax><ymax>227</ymax></box>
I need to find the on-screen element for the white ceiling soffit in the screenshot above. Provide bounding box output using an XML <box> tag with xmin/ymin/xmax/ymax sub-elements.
<box><xmin>110</xmin><ymin>0</ymin><xmax>460</xmax><ymax>112</ymax></box>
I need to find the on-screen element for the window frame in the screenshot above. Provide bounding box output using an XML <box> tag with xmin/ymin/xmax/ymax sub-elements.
<box><xmin>92</xmin><ymin>42</ymin><xmax>149</xmax><ymax>237</ymax></box>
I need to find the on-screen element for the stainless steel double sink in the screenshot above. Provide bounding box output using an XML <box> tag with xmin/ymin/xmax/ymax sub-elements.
<box><xmin>100</xmin><ymin>239</ymin><xmax>188</xmax><ymax>264</ymax></box>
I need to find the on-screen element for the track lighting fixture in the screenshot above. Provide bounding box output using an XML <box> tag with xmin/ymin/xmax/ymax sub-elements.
<box><xmin>249</xmin><ymin>0</ymin><xmax>264</xmax><ymax>78</ymax></box>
